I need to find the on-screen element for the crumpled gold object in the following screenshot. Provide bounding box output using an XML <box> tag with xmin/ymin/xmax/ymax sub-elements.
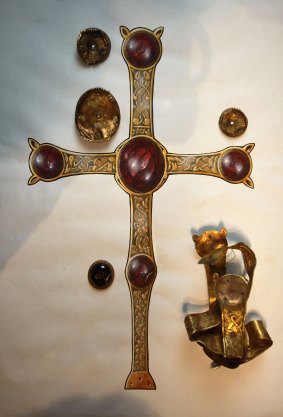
<box><xmin>75</xmin><ymin>88</ymin><xmax>120</xmax><ymax>143</ymax></box>
<box><xmin>184</xmin><ymin>228</ymin><xmax>272</xmax><ymax>368</ymax></box>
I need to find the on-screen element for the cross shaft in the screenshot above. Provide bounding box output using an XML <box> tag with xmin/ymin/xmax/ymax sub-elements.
<box><xmin>28</xmin><ymin>26</ymin><xmax>254</xmax><ymax>390</ymax></box>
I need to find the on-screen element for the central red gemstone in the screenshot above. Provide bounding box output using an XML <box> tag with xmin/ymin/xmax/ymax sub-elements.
<box><xmin>124</xmin><ymin>31</ymin><xmax>161</xmax><ymax>68</ymax></box>
<box><xmin>118</xmin><ymin>137</ymin><xmax>165</xmax><ymax>193</ymax></box>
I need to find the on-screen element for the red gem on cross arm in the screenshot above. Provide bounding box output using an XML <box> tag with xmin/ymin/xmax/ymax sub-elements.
<box><xmin>32</xmin><ymin>145</ymin><xmax>64</xmax><ymax>179</ymax></box>
<box><xmin>220</xmin><ymin>150</ymin><xmax>251</xmax><ymax>182</ymax></box>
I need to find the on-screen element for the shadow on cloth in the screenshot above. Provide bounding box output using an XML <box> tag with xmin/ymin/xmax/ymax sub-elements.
<box><xmin>19</xmin><ymin>393</ymin><xmax>160</xmax><ymax>417</ymax></box>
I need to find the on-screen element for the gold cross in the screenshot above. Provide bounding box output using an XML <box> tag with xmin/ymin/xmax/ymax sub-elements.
<box><xmin>28</xmin><ymin>26</ymin><xmax>254</xmax><ymax>390</ymax></box>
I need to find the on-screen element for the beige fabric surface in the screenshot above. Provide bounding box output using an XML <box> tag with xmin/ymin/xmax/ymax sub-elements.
<box><xmin>1</xmin><ymin>1</ymin><xmax>282</xmax><ymax>416</ymax></box>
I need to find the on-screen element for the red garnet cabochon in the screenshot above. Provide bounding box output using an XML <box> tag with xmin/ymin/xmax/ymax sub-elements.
<box><xmin>32</xmin><ymin>145</ymin><xmax>64</xmax><ymax>179</ymax></box>
<box><xmin>220</xmin><ymin>150</ymin><xmax>251</xmax><ymax>182</ymax></box>
<box><xmin>88</xmin><ymin>260</ymin><xmax>114</xmax><ymax>289</ymax></box>
<box><xmin>118</xmin><ymin>137</ymin><xmax>165</xmax><ymax>193</ymax></box>
<box><xmin>124</xmin><ymin>31</ymin><xmax>161</xmax><ymax>68</ymax></box>
<box><xmin>127</xmin><ymin>255</ymin><xmax>156</xmax><ymax>288</ymax></box>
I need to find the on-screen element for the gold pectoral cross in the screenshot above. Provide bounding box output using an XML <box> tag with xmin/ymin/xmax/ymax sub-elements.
<box><xmin>28</xmin><ymin>26</ymin><xmax>255</xmax><ymax>389</ymax></box>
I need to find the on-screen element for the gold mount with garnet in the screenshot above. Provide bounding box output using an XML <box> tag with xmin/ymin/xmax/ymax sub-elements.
<box><xmin>28</xmin><ymin>26</ymin><xmax>255</xmax><ymax>389</ymax></box>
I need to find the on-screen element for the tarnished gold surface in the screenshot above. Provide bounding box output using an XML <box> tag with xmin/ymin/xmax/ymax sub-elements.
<box><xmin>216</xmin><ymin>274</ymin><xmax>247</xmax><ymax>358</ymax></box>
<box><xmin>193</xmin><ymin>228</ymin><xmax>228</xmax><ymax>306</ymax></box>
<box><xmin>77</xmin><ymin>28</ymin><xmax>111</xmax><ymax>65</ymax></box>
<box><xmin>75</xmin><ymin>88</ymin><xmax>120</xmax><ymax>143</ymax></box>
<box><xmin>185</xmin><ymin>229</ymin><xmax>272</xmax><ymax>368</ymax></box>
<box><xmin>219</xmin><ymin>107</ymin><xmax>248</xmax><ymax>138</ymax></box>
<box><xmin>28</xmin><ymin>26</ymin><xmax>257</xmax><ymax>389</ymax></box>
<box><xmin>130</xmin><ymin>68</ymin><xmax>154</xmax><ymax>137</ymax></box>
<box><xmin>130</xmin><ymin>195</ymin><xmax>152</xmax><ymax>256</ymax></box>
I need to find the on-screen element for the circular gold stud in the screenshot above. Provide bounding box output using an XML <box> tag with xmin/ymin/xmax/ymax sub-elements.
<box><xmin>75</xmin><ymin>88</ymin><xmax>120</xmax><ymax>143</ymax></box>
<box><xmin>219</xmin><ymin>108</ymin><xmax>248</xmax><ymax>138</ymax></box>
<box><xmin>77</xmin><ymin>28</ymin><xmax>111</xmax><ymax>65</ymax></box>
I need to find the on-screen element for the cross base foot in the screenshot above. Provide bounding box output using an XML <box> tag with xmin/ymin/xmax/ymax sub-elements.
<box><xmin>125</xmin><ymin>371</ymin><xmax>156</xmax><ymax>390</ymax></box>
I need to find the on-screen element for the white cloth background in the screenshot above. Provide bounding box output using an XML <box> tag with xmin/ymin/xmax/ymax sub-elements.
<box><xmin>1</xmin><ymin>1</ymin><xmax>282</xmax><ymax>416</ymax></box>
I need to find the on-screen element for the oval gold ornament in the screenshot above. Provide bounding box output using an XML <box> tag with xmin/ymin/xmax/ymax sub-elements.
<box><xmin>75</xmin><ymin>88</ymin><xmax>120</xmax><ymax>143</ymax></box>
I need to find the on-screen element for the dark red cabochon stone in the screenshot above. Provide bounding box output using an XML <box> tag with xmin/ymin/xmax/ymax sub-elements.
<box><xmin>118</xmin><ymin>137</ymin><xmax>165</xmax><ymax>193</ymax></box>
<box><xmin>88</xmin><ymin>260</ymin><xmax>114</xmax><ymax>289</ymax></box>
<box><xmin>127</xmin><ymin>255</ymin><xmax>156</xmax><ymax>288</ymax></box>
<box><xmin>220</xmin><ymin>150</ymin><xmax>250</xmax><ymax>181</ymax></box>
<box><xmin>124</xmin><ymin>31</ymin><xmax>161</xmax><ymax>68</ymax></box>
<box><xmin>32</xmin><ymin>145</ymin><xmax>64</xmax><ymax>179</ymax></box>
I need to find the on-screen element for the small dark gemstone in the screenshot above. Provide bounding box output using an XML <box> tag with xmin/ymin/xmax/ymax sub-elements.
<box><xmin>118</xmin><ymin>136</ymin><xmax>165</xmax><ymax>193</ymax></box>
<box><xmin>88</xmin><ymin>260</ymin><xmax>114</xmax><ymax>289</ymax></box>
<box><xmin>219</xmin><ymin>108</ymin><xmax>248</xmax><ymax>138</ymax></box>
<box><xmin>220</xmin><ymin>150</ymin><xmax>251</xmax><ymax>181</ymax></box>
<box><xmin>77</xmin><ymin>28</ymin><xmax>111</xmax><ymax>65</ymax></box>
<box><xmin>124</xmin><ymin>31</ymin><xmax>161</xmax><ymax>68</ymax></box>
<box><xmin>127</xmin><ymin>255</ymin><xmax>156</xmax><ymax>288</ymax></box>
<box><xmin>32</xmin><ymin>145</ymin><xmax>64</xmax><ymax>179</ymax></box>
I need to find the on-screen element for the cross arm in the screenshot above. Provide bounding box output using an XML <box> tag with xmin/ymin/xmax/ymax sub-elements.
<box><xmin>28</xmin><ymin>138</ymin><xmax>116</xmax><ymax>185</ymax></box>
<box><xmin>120</xmin><ymin>26</ymin><xmax>163</xmax><ymax>139</ymax></box>
<box><xmin>167</xmin><ymin>143</ymin><xmax>255</xmax><ymax>188</ymax></box>
<box><xmin>124</xmin><ymin>193</ymin><xmax>156</xmax><ymax>390</ymax></box>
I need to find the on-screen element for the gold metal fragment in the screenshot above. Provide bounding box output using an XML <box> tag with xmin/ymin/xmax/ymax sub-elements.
<box><xmin>75</xmin><ymin>88</ymin><xmax>120</xmax><ymax>143</ymax></box>
<box><xmin>185</xmin><ymin>228</ymin><xmax>272</xmax><ymax>368</ymax></box>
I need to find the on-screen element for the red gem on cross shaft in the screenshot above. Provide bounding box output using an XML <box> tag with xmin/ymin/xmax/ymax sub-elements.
<box><xmin>127</xmin><ymin>255</ymin><xmax>156</xmax><ymax>288</ymax></box>
<box><xmin>118</xmin><ymin>136</ymin><xmax>165</xmax><ymax>193</ymax></box>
